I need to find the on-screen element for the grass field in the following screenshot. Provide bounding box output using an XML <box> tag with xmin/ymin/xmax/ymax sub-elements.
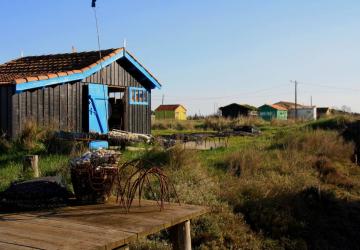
<box><xmin>1</xmin><ymin>116</ymin><xmax>360</xmax><ymax>249</ymax></box>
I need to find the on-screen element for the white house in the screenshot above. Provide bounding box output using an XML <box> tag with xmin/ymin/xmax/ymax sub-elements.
<box><xmin>288</xmin><ymin>107</ymin><xmax>317</xmax><ymax>120</ymax></box>
<box><xmin>274</xmin><ymin>101</ymin><xmax>317</xmax><ymax>120</ymax></box>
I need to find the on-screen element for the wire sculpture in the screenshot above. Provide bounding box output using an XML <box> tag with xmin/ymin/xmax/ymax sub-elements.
<box><xmin>116</xmin><ymin>159</ymin><xmax>180</xmax><ymax>212</ymax></box>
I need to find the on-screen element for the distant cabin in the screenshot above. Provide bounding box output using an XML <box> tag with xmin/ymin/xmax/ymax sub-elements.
<box><xmin>219</xmin><ymin>103</ymin><xmax>257</xmax><ymax>119</ymax></box>
<box><xmin>274</xmin><ymin>101</ymin><xmax>317</xmax><ymax>120</ymax></box>
<box><xmin>155</xmin><ymin>104</ymin><xmax>187</xmax><ymax>120</ymax></box>
<box><xmin>0</xmin><ymin>48</ymin><xmax>161</xmax><ymax>138</ymax></box>
<box><xmin>316</xmin><ymin>107</ymin><xmax>332</xmax><ymax>119</ymax></box>
<box><xmin>258</xmin><ymin>104</ymin><xmax>287</xmax><ymax>121</ymax></box>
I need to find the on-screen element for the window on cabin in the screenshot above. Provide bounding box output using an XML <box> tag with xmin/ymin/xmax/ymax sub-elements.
<box><xmin>129</xmin><ymin>87</ymin><xmax>148</xmax><ymax>105</ymax></box>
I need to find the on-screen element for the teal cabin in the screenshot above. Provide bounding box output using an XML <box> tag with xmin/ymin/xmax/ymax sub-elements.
<box><xmin>258</xmin><ymin>104</ymin><xmax>288</xmax><ymax>121</ymax></box>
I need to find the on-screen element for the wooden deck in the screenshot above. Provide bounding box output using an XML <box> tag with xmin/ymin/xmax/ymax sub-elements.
<box><xmin>0</xmin><ymin>199</ymin><xmax>208</xmax><ymax>250</ymax></box>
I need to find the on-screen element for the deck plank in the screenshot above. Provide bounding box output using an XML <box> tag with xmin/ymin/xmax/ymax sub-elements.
<box><xmin>0</xmin><ymin>200</ymin><xmax>208</xmax><ymax>249</ymax></box>
<box><xmin>0</xmin><ymin>240</ymin><xmax>38</xmax><ymax>250</ymax></box>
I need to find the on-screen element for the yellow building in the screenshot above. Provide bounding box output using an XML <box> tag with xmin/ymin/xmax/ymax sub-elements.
<box><xmin>155</xmin><ymin>104</ymin><xmax>187</xmax><ymax>120</ymax></box>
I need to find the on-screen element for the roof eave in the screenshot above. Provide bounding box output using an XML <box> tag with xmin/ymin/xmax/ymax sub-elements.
<box><xmin>14</xmin><ymin>48</ymin><xmax>162</xmax><ymax>93</ymax></box>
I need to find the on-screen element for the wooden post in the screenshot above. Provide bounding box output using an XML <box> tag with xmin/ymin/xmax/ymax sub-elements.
<box><xmin>23</xmin><ymin>155</ymin><xmax>39</xmax><ymax>178</ymax></box>
<box><xmin>170</xmin><ymin>220</ymin><xmax>192</xmax><ymax>250</ymax></box>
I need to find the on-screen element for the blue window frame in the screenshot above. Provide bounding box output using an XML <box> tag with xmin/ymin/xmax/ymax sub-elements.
<box><xmin>129</xmin><ymin>87</ymin><xmax>148</xmax><ymax>105</ymax></box>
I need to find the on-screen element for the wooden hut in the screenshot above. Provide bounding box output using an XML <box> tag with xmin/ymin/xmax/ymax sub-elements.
<box><xmin>316</xmin><ymin>107</ymin><xmax>332</xmax><ymax>119</ymax></box>
<box><xmin>274</xmin><ymin>101</ymin><xmax>317</xmax><ymax>120</ymax></box>
<box><xmin>155</xmin><ymin>104</ymin><xmax>187</xmax><ymax>120</ymax></box>
<box><xmin>0</xmin><ymin>48</ymin><xmax>161</xmax><ymax>138</ymax></box>
<box><xmin>219</xmin><ymin>103</ymin><xmax>257</xmax><ymax>119</ymax></box>
<box><xmin>258</xmin><ymin>104</ymin><xmax>287</xmax><ymax>121</ymax></box>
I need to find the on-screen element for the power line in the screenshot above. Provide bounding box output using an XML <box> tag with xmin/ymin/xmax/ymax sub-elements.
<box><xmin>152</xmin><ymin>90</ymin><xmax>294</xmax><ymax>102</ymax></box>
<box><xmin>152</xmin><ymin>83</ymin><xmax>290</xmax><ymax>101</ymax></box>
<box><xmin>298</xmin><ymin>81</ymin><xmax>360</xmax><ymax>92</ymax></box>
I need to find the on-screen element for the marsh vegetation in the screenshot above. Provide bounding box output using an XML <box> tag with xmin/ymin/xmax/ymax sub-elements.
<box><xmin>1</xmin><ymin>116</ymin><xmax>360</xmax><ymax>249</ymax></box>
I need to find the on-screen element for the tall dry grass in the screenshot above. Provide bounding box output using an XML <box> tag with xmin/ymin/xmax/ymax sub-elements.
<box><xmin>217</xmin><ymin>128</ymin><xmax>359</xmax><ymax>249</ymax></box>
<box><xmin>14</xmin><ymin>120</ymin><xmax>50</xmax><ymax>152</ymax></box>
<box><xmin>198</xmin><ymin>116</ymin><xmax>266</xmax><ymax>131</ymax></box>
<box><xmin>273</xmin><ymin>129</ymin><xmax>354</xmax><ymax>161</ymax></box>
<box><xmin>10</xmin><ymin>119</ymin><xmax>85</xmax><ymax>155</ymax></box>
<box><xmin>151</xmin><ymin>119</ymin><xmax>199</xmax><ymax>131</ymax></box>
<box><xmin>152</xmin><ymin>116</ymin><xmax>266</xmax><ymax>131</ymax></box>
<box><xmin>132</xmin><ymin>145</ymin><xmax>263</xmax><ymax>249</ymax></box>
<box><xmin>0</xmin><ymin>137</ymin><xmax>11</xmax><ymax>153</ymax></box>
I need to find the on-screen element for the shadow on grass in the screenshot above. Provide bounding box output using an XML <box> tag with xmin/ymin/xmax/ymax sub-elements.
<box><xmin>235</xmin><ymin>187</ymin><xmax>360</xmax><ymax>250</ymax></box>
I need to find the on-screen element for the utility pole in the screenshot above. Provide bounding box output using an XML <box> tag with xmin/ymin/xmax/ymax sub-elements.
<box><xmin>290</xmin><ymin>80</ymin><xmax>298</xmax><ymax>120</ymax></box>
<box><xmin>310</xmin><ymin>96</ymin><xmax>313</xmax><ymax>107</ymax></box>
<box><xmin>162</xmin><ymin>94</ymin><xmax>164</xmax><ymax>105</ymax></box>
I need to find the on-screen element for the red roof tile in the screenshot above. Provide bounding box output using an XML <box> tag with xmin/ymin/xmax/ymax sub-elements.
<box><xmin>0</xmin><ymin>48</ymin><xmax>122</xmax><ymax>84</ymax></box>
<box><xmin>274</xmin><ymin>101</ymin><xmax>311</xmax><ymax>110</ymax></box>
<box><xmin>155</xmin><ymin>104</ymin><xmax>186</xmax><ymax>111</ymax></box>
<box><xmin>269</xmin><ymin>104</ymin><xmax>288</xmax><ymax>111</ymax></box>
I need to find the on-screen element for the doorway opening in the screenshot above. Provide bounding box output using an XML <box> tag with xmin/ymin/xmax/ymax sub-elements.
<box><xmin>108</xmin><ymin>87</ymin><xmax>125</xmax><ymax>131</ymax></box>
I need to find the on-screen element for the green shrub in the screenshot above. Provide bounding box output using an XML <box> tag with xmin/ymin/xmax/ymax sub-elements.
<box><xmin>222</xmin><ymin>147</ymin><xmax>264</xmax><ymax>177</ymax></box>
<box><xmin>309</xmin><ymin>115</ymin><xmax>356</xmax><ymax>130</ymax></box>
<box><xmin>311</xmin><ymin>156</ymin><xmax>354</xmax><ymax>188</ymax></box>
<box><xmin>151</xmin><ymin>120</ymin><xmax>198</xmax><ymax>131</ymax></box>
<box><xmin>192</xmin><ymin>206</ymin><xmax>262</xmax><ymax>250</ymax></box>
<box><xmin>196</xmin><ymin>117</ymin><xmax>232</xmax><ymax>131</ymax></box>
<box><xmin>0</xmin><ymin>137</ymin><xmax>11</xmax><ymax>153</ymax></box>
<box><xmin>273</xmin><ymin>129</ymin><xmax>354</xmax><ymax>161</ymax></box>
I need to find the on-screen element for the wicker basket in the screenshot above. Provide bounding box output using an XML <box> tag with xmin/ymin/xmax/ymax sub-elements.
<box><xmin>71</xmin><ymin>165</ymin><xmax>118</xmax><ymax>204</ymax></box>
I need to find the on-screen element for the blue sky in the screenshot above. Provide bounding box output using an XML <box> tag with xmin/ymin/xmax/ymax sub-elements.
<box><xmin>1</xmin><ymin>0</ymin><xmax>360</xmax><ymax>114</ymax></box>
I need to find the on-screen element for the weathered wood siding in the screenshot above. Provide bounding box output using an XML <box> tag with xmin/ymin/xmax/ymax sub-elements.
<box><xmin>125</xmin><ymin>89</ymin><xmax>151</xmax><ymax>134</ymax></box>
<box><xmin>0</xmin><ymin>85</ymin><xmax>13</xmax><ymax>137</ymax></box>
<box><xmin>11</xmin><ymin>81</ymin><xmax>85</xmax><ymax>137</ymax></box>
<box><xmin>83</xmin><ymin>60</ymin><xmax>152</xmax><ymax>134</ymax></box>
<box><xmin>8</xmin><ymin>60</ymin><xmax>152</xmax><ymax>137</ymax></box>
<box><xmin>83</xmin><ymin>60</ymin><xmax>140</xmax><ymax>87</ymax></box>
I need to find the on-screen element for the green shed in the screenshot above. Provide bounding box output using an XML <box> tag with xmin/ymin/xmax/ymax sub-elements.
<box><xmin>258</xmin><ymin>104</ymin><xmax>288</xmax><ymax>121</ymax></box>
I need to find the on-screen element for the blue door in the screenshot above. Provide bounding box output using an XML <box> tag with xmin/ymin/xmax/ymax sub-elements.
<box><xmin>88</xmin><ymin>83</ymin><xmax>109</xmax><ymax>134</ymax></box>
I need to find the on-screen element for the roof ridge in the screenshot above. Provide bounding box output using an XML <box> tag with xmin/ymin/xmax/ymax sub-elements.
<box><xmin>0</xmin><ymin>47</ymin><xmax>161</xmax><ymax>90</ymax></box>
<box><xmin>4</xmin><ymin>48</ymin><xmax>124</xmax><ymax>84</ymax></box>
<box><xmin>8</xmin><ymin>48</ymin><xmax>121</xmax><ymax>61</ymax></box>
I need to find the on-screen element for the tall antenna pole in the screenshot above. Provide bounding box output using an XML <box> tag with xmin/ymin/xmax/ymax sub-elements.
<box><xmin>290</xmin><ymin>80</ymin><xmax>298</xmax><ymax>120</ymax></box>
<box><xmin>91</xmin><ymin>0</ymin><xmax>108</xmax><ymax>125</ymax></box>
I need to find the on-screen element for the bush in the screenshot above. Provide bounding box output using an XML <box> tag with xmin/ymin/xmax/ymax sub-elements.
<box><xmin>196</xmin><ymin>117</ymin><xmax>233</xmax><ymax>131</ymax></box>
<box><xmin>273</xmin><ymin>129</ymin><xmax>354</xmax><ymax>161</ymax></box>
<box><xmin>309</xmin><ymin>115</ymin><xmax>356</xmax><ymax>131</ymax></box>
<box><xmin>312</xmin><ymin>156</ymin><xmax>353</xmax><ymax>188</ymax></box>
<box><xmin>0</xmin><ymin>137</ymin><xmax>11</xmax><ymax>153</ymax></box>
<box><xmin>151</xmin><ymin>120</ymin><xmax>198</xmax><ymax>131</ymax></box>
<box><xmin>270</xmin><ymin>119</ymin><xmax>297</xmax><ymax>127</ymax></box>
<box><xmin>235</xmin><ymin>187</ymin><xmax>360</xmax><ymax>250</ymax></box>
<box><xmin>222</xmin><ymin>148</ymin><xmax>263</xmax><ymax>177</ymax></box>
<box><xmin>192</xmin><ymin>206</ymin><xmax>262</xmax><ymax>250</ymax></box>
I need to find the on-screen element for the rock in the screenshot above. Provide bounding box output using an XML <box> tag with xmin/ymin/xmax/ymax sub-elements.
<box><xmin>0</xmin><ymin>176</ymin><xmax>71</xmax><ymax>210</ymax></box>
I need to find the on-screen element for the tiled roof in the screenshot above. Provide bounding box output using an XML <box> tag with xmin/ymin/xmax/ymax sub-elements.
<box><xmin>0</xmin><ymin>48</ymin><xmax>123</xmax><ymax>85</ymax></box>
<box><xmin>274</xmin><ymin>101</ymin><xmax>314</xmax><ymax>110</ymax></box>
<box><xmin>155</xmin><ymin>104</ymin><xmax>186</xmax><ymax>111</ymax></box>
<box><xmin>260</xmin><ymin>104</ymin><xmax>288</xmax><ymax>111</ymax></box>
<box><xmin>269</xmin><ymin>104</ymin><xmax>288</xmax><ymax>111</ymax></box>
